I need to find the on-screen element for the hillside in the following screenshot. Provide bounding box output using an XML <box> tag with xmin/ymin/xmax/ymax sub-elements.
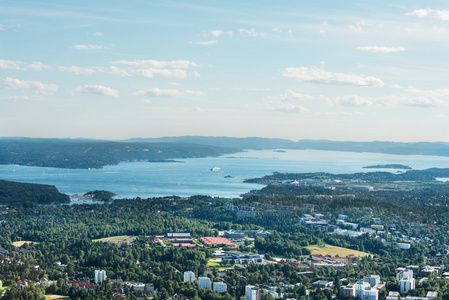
<box><xmin>0</xmin><ymin>179</ymin><xmax>70</xmax><ymax>204</ymax></box>
<box><xmin>0</xmin><ymin>138</ymin><xmax>238</xmax><ymax>169</ymax></box>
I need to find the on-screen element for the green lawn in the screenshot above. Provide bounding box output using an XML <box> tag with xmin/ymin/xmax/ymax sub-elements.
<box><xmin>12</xmin><ymin>241</ymin><xmax>37</xmax><ymax>247</ymax></box>
<box><xmin>207</xmin><ymin>260</ymin><xmax>221</xmax><ymax>266</ymax></box>
<box><xmin>305</xmin><ymin>244</ymin><xmax>369</xmax><ymax>257</ymax></box>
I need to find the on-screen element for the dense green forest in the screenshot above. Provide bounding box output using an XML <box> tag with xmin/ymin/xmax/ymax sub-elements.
<box><xmin>0</xmin><ymin>180</ymin><xmax>70</xmax><ymax>204</ymax></box>
<box><xmin>2</xmin><ymin>170</ymin><xmax>449</xmax><ymax>299</ymax></box>
<box><xmin>0</xmin><ymin>138</ymin><xmax>237</xmax><ymax>169</ymax></box>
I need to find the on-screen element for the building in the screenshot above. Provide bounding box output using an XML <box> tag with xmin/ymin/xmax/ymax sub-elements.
<box><xmin>386</xmin><ymin>291</ymin><xmax>400</xmax><ymax>300</ymax></box>
<box><xmin>427</xmin><ymin>292</ymin><xmax>438</xmax><ymax>300</ymax></box>
<box><xmin>400</xmin><ymin>277</ymin><xmax>415</xmax><ymax>293</ymax></box>
<box><xmin>312</xmin><ymin>280</ymin><xmax>334</xmax><ymax>289</ymax></box>
<box><xmin>245</xmin><ymin>285</ymin><xmax>260</xmax><ymax>300</ymax></box>
<box><xmin>198</xmin><ymin>277</ymin><xmax>211</xmax><ymax>290</ymax></box>
<box><xmin>397</xmin><ymin>269</ymin><xmax>413</xmax><ymax>281</ymax></box>
<box><xmin>0</xmin><ymin>280</ymin><xmax>2</xmax><ymax>289</ymax></box>
<box><xmin>221</xmin><ymin>252</ymin><xmax>264</xmax><ymax>265</ymax></box>
<box><xmin>364</xmin><ymin>275</ymin><xmax>381</xmax><ymax>287</ymax></box>
<box><xmin>398</xmin><ymin>243</ymin><xmax>411</xmax><ymax>249</ymax></box>
<box><xmin>184</xmin><ymin>271</ymin><xmax>195</xmax><ymax>283</ymax></box>
<box><xmin>95</xmin><ymin>270</ymin><xmax>106</xmax><ymax>284</ymax></box>
<box><xmin>213</xmin><ymin>282</ymin><xmax>227</xmax><ymax>293</ymax></box>
<box><xmin>167</xmin><ymin>233</ymin><xmax>191</xmax><ymax>238</ymax></box>
<box><xmin>340</xmin><ymin>284</ymin><xmax>355</xmax><ymax>298</ymax></box>
<box><xmin>354</xmin><ymin>281</ymin><xmax>378</xmax><ymax>300</ymax></box>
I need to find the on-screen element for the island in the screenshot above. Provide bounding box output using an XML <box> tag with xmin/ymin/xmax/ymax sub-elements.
<box><xmin>363</xmin><ymin>164</ymin><xmax>412</xmax><ymax>170</ymax></box>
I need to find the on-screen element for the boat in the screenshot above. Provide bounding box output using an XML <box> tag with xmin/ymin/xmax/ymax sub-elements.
<box><xmin>211</xmin><ymin>167</ymin><xmax>221</xmax><ymax>171</ymax></box>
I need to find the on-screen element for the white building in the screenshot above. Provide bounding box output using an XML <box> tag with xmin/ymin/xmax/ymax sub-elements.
<box><xmin>400</xmin><ymin>277</ymin><xmax>415</xmax><ymax>293</ymax></box>
<box><xmin>398</xmin><ymin>243</ymin><xmax>411</xmax><ymax>249</ymax></box>
<box><xmin>363</xmin><ymin>275</ymin><xmax>381</xmax><ymax>287</ymax></box>
<box><xmin>198</xmin><ymin>277</ymin><xmax>211</xmax><ymax>290</ymax></box>
<box><xmin>184</xmin><ymin>271</ymin><xmax>195</xmax><ymax>283</ymax></box>
<box><xmin>355</xmin><ymin>281</ymin><xmax>377</xmax><ymax>300</ymax></box>
<box><xmin>397</xmin><ymin>269</ymin><xmax>413</xmax><ymax>281</ymax></box>
<box><xmin>94</xmin><ymin>270</ymin><xmax>106</xmax><ymax>284</ymax></box>
<box><xmin>245</xmin><ymin>285</ymin><xmax>260</xmax><ymax>300</ymax></box>
<box><xmin>213</xmin><ymin>282</ymin><xmax>227</xmax><ymax>293</ymax></box>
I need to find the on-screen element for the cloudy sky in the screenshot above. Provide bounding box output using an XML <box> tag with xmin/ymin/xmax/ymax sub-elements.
<box><xmin>1</xmin><ymin>0</ymin><xmax>449</xmax><ymax>142</ymax></box>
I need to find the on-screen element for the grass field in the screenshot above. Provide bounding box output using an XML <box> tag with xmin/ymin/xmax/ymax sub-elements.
<box><xmin>45</xmin><ymin>295</ymin><xmax>69</xmax><ymax>299</ymax></box>
<box><xmin>306</xmin><ymin>244</ymin><xmax>369</xmax><ymax>257</ymax></box>
<box><xmin>92</xmin><ymin>236</ymin><xmax>135</xmax><ymax>244</ymax></box>
<box><xmin>45</xmin><ymin>295</ymin><xmax>69</xmax><ymax>300</ymax></box>
<box><xmin>207</xmin><ymin>259</ymin><xmax>221</xmax><ymax>266</ymax></box>
<box><xmin>12</xmin><ymin>241</ymin><xmax>36</xmax><ymax>247</ymax></box>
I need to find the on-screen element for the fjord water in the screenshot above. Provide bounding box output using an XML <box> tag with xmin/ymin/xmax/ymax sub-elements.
<box><xmin>1</xmin><ymin>149</ymin><xmax>449</xmax><ymax>199</ymax></box>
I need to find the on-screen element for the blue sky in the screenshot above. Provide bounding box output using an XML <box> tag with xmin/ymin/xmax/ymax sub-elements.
<box><xmin>1</xmin><ymin>0</ymin><xmax>449</xmax><ymax>142</ymax></box>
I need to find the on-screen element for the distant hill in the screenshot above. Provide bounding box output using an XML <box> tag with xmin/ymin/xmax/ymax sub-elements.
<box><xmin>0</xmin><ymin>179</ymin><xmax>70</xmax><ymax>204</ymax></box>
<box><xmin>0</xmin><ymin>138</ymin><xmax>238</xmax><ymax>169</ymax></box>
<box><xmin>125</xmin><ymin>136</ymin><xmax>449</xmax><ymax>157</ymax></box>
<box><xmin>1</xmin><ymin>136</ymin><xmax>449</xmax><ymax>169</ymax></box>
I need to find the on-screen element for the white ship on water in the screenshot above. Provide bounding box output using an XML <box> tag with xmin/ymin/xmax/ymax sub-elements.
<box><xmin>210</xmin><ymin>167</ymin><xmax>221</xmax><ymax>171</ymax></box>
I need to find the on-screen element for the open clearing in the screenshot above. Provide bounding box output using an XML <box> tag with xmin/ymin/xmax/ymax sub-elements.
<box><xmin>92</xmin><ymin>235</ymin><xmax>135</xmax><ymax>244</ymax></box>
<box><xmin>45</xmin><ymin>295</ymin><xmax>69</xmax><ymax>299</ymax></box>
<box><xmin>306</xmin><ymin>244</ymin><xmax>369</xmax><ymax>257</ymax></box>
<box><xmin>12</xmin><ymin>241</ymin><xmax>36</xmax><ymax>247</ymax></box>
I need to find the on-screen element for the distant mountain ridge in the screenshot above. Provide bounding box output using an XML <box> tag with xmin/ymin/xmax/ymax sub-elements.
<box><xmin>124</xmin><ymin>136</ymin><xmax>449</xmax><ymax>157</ymax></box>
<box><xmin>1</xmin><ymin>136</ymin><xmax>449</xmax><ymax>169</ymax></box>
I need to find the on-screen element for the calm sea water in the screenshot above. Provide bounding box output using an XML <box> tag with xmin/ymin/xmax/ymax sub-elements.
<box><xmin>1</xmin><ymin>149</ymin><xmax>449</xmax><ymax>199</ymax></box>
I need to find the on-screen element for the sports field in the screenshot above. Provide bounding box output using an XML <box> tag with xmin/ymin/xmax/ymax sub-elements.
<box><xmin>306</xmin><ymin>244</ymin><xmax>369</xmax><ymax>257</ymax></box>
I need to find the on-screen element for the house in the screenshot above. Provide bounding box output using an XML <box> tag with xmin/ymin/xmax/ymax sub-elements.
<box><xmin>221</xmin><ymin>252</ymin><xmax>264</xmax><ymax>265</ymax></box>
<box><xmin>312</xmin><ymin>280</ymin><xmax>333</xmax><ymax>289</ymax></box>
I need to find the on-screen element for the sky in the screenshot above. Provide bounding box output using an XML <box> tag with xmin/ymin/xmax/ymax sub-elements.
<box><xmin>1</xmin><ymin>0</ymin><xmax>449</xmax><ymax>142</ymax></box>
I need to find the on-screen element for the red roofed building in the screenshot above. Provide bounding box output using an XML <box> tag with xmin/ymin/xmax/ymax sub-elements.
<box><xmin>200</xmin><ymin>237</ymin><xmax>234</xmax><ymax>246</ymax></box>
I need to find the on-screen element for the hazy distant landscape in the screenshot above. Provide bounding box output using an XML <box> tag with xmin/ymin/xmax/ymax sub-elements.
<box><xmin>2</xmin><ymin>136</ymin><xmax>449</xmax><ymax>169</ymax></box>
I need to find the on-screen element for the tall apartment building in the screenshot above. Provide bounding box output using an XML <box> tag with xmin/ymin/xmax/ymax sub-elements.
<box><xmin>184</xmin><ymin>271</ymin><xmax>195</xmax><ymax>283</ymax></box>
<box><xmin>94</xmin><ymin>270</ymin><xmax>107</xmax><ymax>284</ymax></box>
<box><xmin>198</xmin><ymin>277</ymin><xmax>211</xmax><ymax>290</ymax></box>
<box><xmin>355</xmin><ymin>281</ymin><xmax>378</xmax><ymax>300</ymax></box>
<box><xmin>363</xmin><ymin>275</ymin><xmax>381</xmax><ymax>287</ymax></box>
<box><xmin>397</xmin><ymin>269</ymin><xmax>414</xmax><ymax>281</ymax></box>
<box><xmin>400</xmin><ymin>277</ymin><xmax>415</xmax><ymax>293</ymax></box>
<box><xmin>213</xmin><ymin>282</ymin><xmax>227</xmax><ymax>293</ymax></box>
<box><xmin>245</xmin><ymin>285</ymin><xmax>260</xmax><ymax>300</ymax></box>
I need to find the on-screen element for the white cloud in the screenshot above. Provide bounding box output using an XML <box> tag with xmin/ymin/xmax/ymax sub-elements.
<box><xmin>133</xmin><ymin>68</ymin><xmax>187</xmax><ymax>79</ymax></box>
<box><xmin>335</xmin><ymin>94</ymin><xmax>445</xmax><ymax>107</ymax></box>
<box><xmin>406</xmin><ymin>9</ymin><xmax>449</xmax><ymax>20</ymax></box>
<box><xmin>112</xmin><ymin>59</ymin><xmax>198</xmax><ymax>79</ymax></box>
<box><xmin>75</xmin><ymin>85</ymin><xmax>119</xmax><ymax>98</ymax></box>
<box><xmin>0</xmin><ymin>95</ymin><xmax>32</xmax><ymax>101</ymax></box>
<box><xmin>28</xmin><ymin>61</ymin><xmax>52</xmax><ymax>71</ymax></box>
<box><xmin>357</xmin><ymin>46</ymin><xmax>405</xmax><ymax>53</ymax></box>
<box><xmin>192</xmin><ymin>71</ymin><xmax>201</xmax><ymax>78</ymax></box>
<box><xmin>390</xmin><ymin>84</ymin><xmax>402</xmax><ymax>89</ymax></box>
<box><xmin>275</xmin><ymin>89</ymin><xmax>328</xmax><ymax>102</ymax></box>
<box><xmin>2</xmin><ymin>77</ymin><xmax>58</xmax><ymax>93</ymax></box>
<box><xmin>0</xmin><ymin>59</ymin><xmax>25</xmax><ymax>70</ymax></box>
<box><xmin>73</xmin><ymin>44</ymin><xmax>108</xmax><ymax>50</ymax></box>
<box><xmin>239</xmin><ymin>28</ymin><xmax>264</xmax><ymax>37</ymax></box>
<box><xmin>186</xmin><ymin>90</ymin><xmax>205</xmax><ymax>96</ymax></box>
<box><xmin>168</xmin><ymin>82</ymin><xmax>181</xmax><ymax>86</ymax></box>
<box><xmin>94</xmin><ymin>32</ymin><xmax>103</xmax><ymax>36</ymax></box>
<box><xmin>0</xmin><ymin>24</ymin><xmax>4</xmax><ymax>31</ymax></box>
<box><xmin>406</xmin><ymin>87</ymin><xmax>449</xmax><ymax>97</ymax></box>
<box><xmin>58</xmin><ymin>65</ymin><xmax>99</xmax><ymax>75</ymax></box>
<box><xmin>210</xmin><ymin>30</ymin><xmax>233</xmax><ymax>37</ymax></box>
<box><xmin>107</xmin><ymin>66</ymin><xmax>130</xmax><ymax>76</ymax></box>
<box><xmin>434</xmin><ymin>114</ymin><xmax>448</xmax><ymax>118</ymax></box>
<box><xmin>272</xmin><ymin>28</ymin><xmax>283</xmax><ymax>33</ymax></box>
<box><xmin>262</xmin><ymin>100</ymin><xmax>310</xmax><ymax>113</ymax></box>
<box><xmin>314</xmin><ymin>111</ymin><xmax>364</xmax><ymax>116</ymax></box>
<box><xmin>113</xmin><ymin>59</ymin><xmax>198</xmax><ymax>69</ymax></box>
<box><xmin>134</xmin><ymin>88</ymin><xmax>182</xmax><ymax>98</ymax></box>
<box><xmin>282</xmin><ymin>67</ymin><xmax>384</xmax><ymax>87</ymax></box>
<box><xmin>191</xmin><ymin>40</ymin><xmax>217</xmax><ymax>45</ymax></box>
<box><xmin>320</xmin><ymin>21</ymin><xmax>329</xmax><ymax>35</ymax></box>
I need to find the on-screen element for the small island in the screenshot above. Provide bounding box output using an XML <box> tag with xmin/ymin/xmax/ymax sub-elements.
<box><xmin>84</xmin><ymin>190</ymin><xmax>117</xmax><ymax>202</ymax></box>
<box><xmin>363</xmin><ymin>164</ymin><xmax>412</xmax><ymax>170</ymax></box>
